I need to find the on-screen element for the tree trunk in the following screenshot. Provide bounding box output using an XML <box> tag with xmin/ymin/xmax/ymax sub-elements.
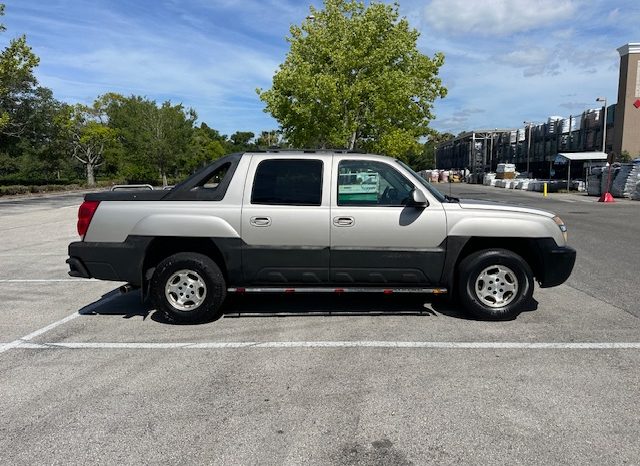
<box><xmin>86</xmin><ymin>163</ymin><xmax>95</xmax><ymax>187</ymax></box>
<box><xmin>162</xmin><ymin>172</ymin><xmax>168</xmax><ymax>187</ymax></box>
<box><xmin>348</xmin><ymin>131</ymin><xmax>357</xmax><ymax>150</ymax></box>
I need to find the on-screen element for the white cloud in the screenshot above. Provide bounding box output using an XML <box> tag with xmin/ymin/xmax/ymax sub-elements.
<box><xmin>493</xmin><ymin>47</ymin><xmax>559</xmax><ymax>76</ymax></box>
<box><xmin>423</xmin><ymin>0</ymin><xmax>577</xmax><ymax>36</ymax></box>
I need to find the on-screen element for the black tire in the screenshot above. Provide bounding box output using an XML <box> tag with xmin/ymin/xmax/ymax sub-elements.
<box><xmin>150</xmin><ymin>252</ymin><xmax>226</xmax><ymax>323</ymax></box>
<box><xmin>457</xmin><ymin>248</ymin><xmax>533</xmax><ymax>320</ymax></box>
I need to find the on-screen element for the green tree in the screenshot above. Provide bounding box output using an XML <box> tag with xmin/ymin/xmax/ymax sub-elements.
<box><xmin>228</xmin><ymin>131</ymin><xmax>255</xmax><ymax>151</ymax></box>
<box><xmin>58</xmin><ymin>101</ymin><xmax>119</xmax><ymax>186</ymax></box>
<box><xmin>186</xmin><ymin>123</ymin><xmax>226</xmax><ymax>172</ymax></box>
<box><xmin>0</xmin><ymin>3</ymin><xmax>41</xmax><ymax>137</ymax></box>
<box><xmin>103</xmin><ymin>94</ymin><xmax>196</xmax><ymax>185</ymax></box>
<box><xmin>255</xmin><ymin>130</ymin><xmax>282</xmax><ymax>148</ymax></box>
<box><xmin>258</xmin><ymin>0</ymin><xmax>446</xmax><ymax>156</ymax></box>
<box><xmin>148</xmin><ymin>101</ymin><xmax>196</xmax><ymax>186</ymax></box>
<box><xmin>408</xmin><ymin>130</ymin><xmax>454</xmax><ymax>170</ymax></box>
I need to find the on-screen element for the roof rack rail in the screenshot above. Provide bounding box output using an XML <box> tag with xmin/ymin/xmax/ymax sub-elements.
<box><xmin>247</xmin><ymin>148</ymin><xmax>368</xmax><ymax>154</ymax></box>
<box><xmin>111</xmin><ymin>184</ymin><xmax>154</xmax><ymax>191</ymax></box>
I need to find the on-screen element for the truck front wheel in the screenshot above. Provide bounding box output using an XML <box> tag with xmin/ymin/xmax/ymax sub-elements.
<box><xmin>457</xmin><ymin>249</ymin><xmax>534</xmax><ymax>320</ymax></box>
<box><xmin>150</xmin><ymin>252</ymin><xmax>226</xmax><ymax>323</ymax></box>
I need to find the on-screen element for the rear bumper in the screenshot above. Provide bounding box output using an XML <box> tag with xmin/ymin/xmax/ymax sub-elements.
<box><xmin>67</xmin><ymin>237</ymin><xmax>150</xmax><ymax>285</ymax></box>
<box><xmin>537</xmin><ymin>242</ymin><xmax>576</xmax><ymax>288</ymax></box>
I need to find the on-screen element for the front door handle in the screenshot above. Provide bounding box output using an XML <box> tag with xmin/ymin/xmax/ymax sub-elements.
<box><xmin>250</xmin><ymin>216</ymin><xmax>272</xmax><ymax>227</ymax></box>
<box><xmin>333</xmin><ymin>216</ymin><xmax>355</xmax><ymax>227</ymax></box>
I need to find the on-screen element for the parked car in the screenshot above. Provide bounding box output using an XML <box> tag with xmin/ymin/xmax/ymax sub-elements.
<box><xmin>67</xmin><ymin>151</ymin><xmax>575</xmax><ymax>321</ymax></box>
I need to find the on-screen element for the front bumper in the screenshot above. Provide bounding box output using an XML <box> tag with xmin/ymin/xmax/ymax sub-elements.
<box><xmin>67</xmin><ymin>237</ymin><xmax>150</xmax><ymax>285</ymax></box>
<box><xmin>537</xmin><ymin>241</ymin><xmax>576</xmax><ymax>288</ymax></box>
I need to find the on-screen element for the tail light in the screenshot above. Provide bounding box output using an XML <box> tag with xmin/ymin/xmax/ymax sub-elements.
<box><xmin>77</xmin><ymin>200</ymin><xmax>100</xmax><ymax>237</ymax></box>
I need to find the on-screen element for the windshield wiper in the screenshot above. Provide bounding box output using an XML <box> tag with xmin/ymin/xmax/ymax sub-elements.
<box><xmin>444</xmin><ymin>194</ymin><xmax>460</xmax><ymax>202</ymax></box>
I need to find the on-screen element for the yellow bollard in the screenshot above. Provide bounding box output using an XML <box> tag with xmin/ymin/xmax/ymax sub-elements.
<box><xmin>543</xmin><ymin>182</ymin><xmax>548</xmax><ymax>197</ymax></box>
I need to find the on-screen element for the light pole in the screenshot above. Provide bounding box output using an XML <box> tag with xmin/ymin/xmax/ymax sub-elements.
<box><xmin>596</xmin><ymin>97</ymin><xmax>607</xmax><ymax>153</ymax></box>
<box><xmin>596</xmin><ymin>97</ymin><xmax>614</xmax><ymax>202</ymax></box>
<box><xmin>523</xmin><ymin>121</ymin><xmax>533</xmax><ymax>177</ymax></box>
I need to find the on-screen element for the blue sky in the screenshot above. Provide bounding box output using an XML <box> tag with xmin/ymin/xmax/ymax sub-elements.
<box><xmin>2</xmin><ymin>0</ymin><xmax>639</xmax><ymax>137</ymax></box>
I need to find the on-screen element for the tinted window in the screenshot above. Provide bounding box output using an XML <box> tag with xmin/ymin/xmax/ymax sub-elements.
<box><xmin>199</xmin><ymin>163</ymin><xmax>230</xmax><ymax>189</ymax></box>
<box><xmin>252</xmin><ymin>159</ymin><xmax>323</xmax><ymax>206</ymax></box>
<box><xmin>338</xmin><ymin>160</ymin><xmax>413</xmax><ymax>206</ymax></box>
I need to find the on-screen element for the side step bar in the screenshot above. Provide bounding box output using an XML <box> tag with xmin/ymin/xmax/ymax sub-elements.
<box><xmin>227</xmin><ymin>287</ymin><xmax>447</xmax><ymax>294</ymax></box>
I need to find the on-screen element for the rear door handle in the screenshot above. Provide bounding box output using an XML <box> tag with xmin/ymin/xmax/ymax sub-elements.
<box><xmin>333</xmin><ymin>216</ymin><xmax>354</xmax><ymax>227</ymax></box>
<box><xmin>250</xmin><ymin>216</ymin><xmax>272</xmax><ymax>227</ymax></box>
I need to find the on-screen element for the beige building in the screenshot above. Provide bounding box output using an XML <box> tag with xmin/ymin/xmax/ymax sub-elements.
<box><xmin>613</xmin><ymin>43</ymin><xmax>640</xmax><ymax>158</ymax></box>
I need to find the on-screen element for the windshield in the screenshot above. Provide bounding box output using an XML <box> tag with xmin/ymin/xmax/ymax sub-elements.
<box><xmin>396</xmin><ymin>160</ymin><xmax>447</xmax><ymax>203</ymax></box>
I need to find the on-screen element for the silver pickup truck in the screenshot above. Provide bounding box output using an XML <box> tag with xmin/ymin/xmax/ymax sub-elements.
<box><xmin>67</xmin><ymin>150</ymin><xmax>575</xmax><ymax>322</ymax></box>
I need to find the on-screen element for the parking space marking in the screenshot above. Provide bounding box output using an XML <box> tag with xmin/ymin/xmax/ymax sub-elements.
<box><xmin>0</xmin><ymin>279</ymin><xmax>98</xmax><ymax>283</ymax></box>
<box><xmin>0</xmin><ymin>253</ymin><xmax>66</xmax><ymax>257</ymax></box>
<box><xmin>10</xmin><ymin>341</ymin><xmax>640</xmax><ymax>350</ymax></box>
<box><xmin>0</xmin><ymin>312</ymin><xmax>80</xmax><ymax>354</ymax></box>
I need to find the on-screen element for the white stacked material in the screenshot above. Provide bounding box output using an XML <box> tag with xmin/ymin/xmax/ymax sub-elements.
<box><xmin>483</xmin><ymin>173</ymin><xmax>496</xmax><ymax>185</ymax></box>
<box><xmin>439</xmin><ymin>170</ymin><xmax>450</xmax><ymax>182</ymax></box>
<box><xmin>612</xmin><ymin>162</ymin><xmax>640</xmax><ymax>198</ymax></box>
<box><xmin>518</xmin><ymin>180</ymin><xmax>531</xmax><ymax>190</ymax></box>
<box><xmin>496</xmin><ymin>163</ymin><xmax>516</xmax><ymax>173</ymax></box>
<box><xmin>571</xmin><ymin>118</ymin><xmax>581</xmax><ymax>131</ymax></box>
<box><xmin>610</xmin><ymin>164</ymin><xmax>634</xmax><ymax>197</ymax></box>
<box><xmin>495</xmin><ymin>180</ymin><xmax>505</xmax><ymax>188</ymax></box>
<box><xmin>504</xmin><ymin>180</ymin><xmax>514</xmax><ymax>189</ymax></box>
<box><xmin>430</xmin><ymin>171</ymin><xmax>439</xmax><ymax>183</ymax></box>
<box><xmin>489</xmin><ymin>178</ymin><xmax>497</xmax><ymax>187</ymax></box>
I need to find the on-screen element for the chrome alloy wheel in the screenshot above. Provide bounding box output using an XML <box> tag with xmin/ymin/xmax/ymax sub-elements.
<box><xmin>474</xmin><ymin>265</ymin><xmax>519</xmax><ymax>308</ymax></box>
<box><xmin>164</xmin><ymin>269</ymin><xmax>207</xmax><ymax>311</ymax></box>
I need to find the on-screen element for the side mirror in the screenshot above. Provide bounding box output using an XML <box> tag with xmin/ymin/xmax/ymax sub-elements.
<box><xmin>410</xmin><ymin>189</ymin><xmax>428</xmax><ymax>208</ymax></box>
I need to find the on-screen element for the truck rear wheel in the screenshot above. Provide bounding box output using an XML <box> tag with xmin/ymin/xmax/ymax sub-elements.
<box><xmin>457</xmin><ymin>249</ymin><xmax>533</xmax><ymax>320</ymax></box>
<box><xmin>150</xmin><ymin>252</ymin><xmax>226</xmax><ymax>323</ymax></box>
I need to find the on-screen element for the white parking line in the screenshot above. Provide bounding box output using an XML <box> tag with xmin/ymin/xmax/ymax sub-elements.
<box><xmin>0</xmin><ymin>312</ymin><xmax>80</xmax><ymax>354</ymax></box>
<box><xmin>0</xmin><ymin>253</ymin><xmax>66</xmax><ymax>257</ymax></box>
<box><xmin>10</xmin><ymin>341</ymin><xmax>640</xmax><ymax>350</ymax></box>
<box><xmin>0</xmin><ymin>279</ymin><xmax>98</xmax><ymax>283</ymax></box>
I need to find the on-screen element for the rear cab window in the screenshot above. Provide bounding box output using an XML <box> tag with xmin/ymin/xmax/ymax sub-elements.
<box><xmin>251</xmin><ymin>159</ymin><xmax>323</xmax><ymax>206</ymax></box>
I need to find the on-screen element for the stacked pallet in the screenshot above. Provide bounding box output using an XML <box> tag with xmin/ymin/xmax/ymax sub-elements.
<box><xmin>496</xmin><ymin>163</ymin><xmax>516</xmax><ymax>180</ymax></box>
<box><xmin>587</xmin><ymin>167</ymin><xmax>602</xmax><ymax>196</ymax></box>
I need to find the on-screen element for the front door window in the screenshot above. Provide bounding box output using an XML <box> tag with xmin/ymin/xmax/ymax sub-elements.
<box><xmin>337</xmin><ymin>160</ymin><xmax>413</xmax><ymax>206</ymax></box>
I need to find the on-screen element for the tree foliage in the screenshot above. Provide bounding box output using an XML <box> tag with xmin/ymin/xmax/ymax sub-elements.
<box><xmin>258</xmin><ymin>0</ymin><xmax>446</xmax><ymax>159</ymax></box>
<box><xmin>103</xmin><ymin>94</ymin><xmax>197</xmax><ymax>185</ymax></box>
<box><xmin>0</xmin><ymin>2</ymin><xmax>41</xmax><ymax>137</ymax></box>
<box><xmin>57</xmin><ymin>101</ymin><xmax>119</xmax><ymax>186</ymax></box>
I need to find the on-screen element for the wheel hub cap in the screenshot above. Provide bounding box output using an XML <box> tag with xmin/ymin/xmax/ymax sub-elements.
<box><xmin>164</xmin><ymin>269</ymin><xmax>207</xmax><ymax>311</ymax></box>
<box><xmin>474</xmin><ymin>265</ymin><xmax>519</xmax><ymax>308</ymax></box>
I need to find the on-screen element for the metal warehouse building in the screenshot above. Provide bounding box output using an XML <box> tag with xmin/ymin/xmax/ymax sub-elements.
<box><xmin>436</xmin><ymin>42</ymin><xmax>640</xmax><ymax>181</ymax></box>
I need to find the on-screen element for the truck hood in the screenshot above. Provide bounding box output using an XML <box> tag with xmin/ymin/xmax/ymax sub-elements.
<box><xmin>456</xmin><ymin>198</ymin><xmax>555</xmax><ymax>218</ymax></box>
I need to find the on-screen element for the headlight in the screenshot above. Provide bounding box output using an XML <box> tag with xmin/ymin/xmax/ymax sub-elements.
<box><xmin>553</xmin><ymin>216</ymin><xmax>568</xmax><ymax>242</ymax></box>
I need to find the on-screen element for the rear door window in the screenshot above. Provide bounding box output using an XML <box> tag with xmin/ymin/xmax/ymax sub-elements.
<box><xmin>251</xmin><ymin>159</ymin><xmax>323</xmax><ymax>206</ymax></box>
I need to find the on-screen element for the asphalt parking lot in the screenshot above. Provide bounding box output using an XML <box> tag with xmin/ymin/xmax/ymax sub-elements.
<box><xmin>1</xmin><ymin>186</ymin><xmax>639</xmax><ymax>465</ymax></box>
